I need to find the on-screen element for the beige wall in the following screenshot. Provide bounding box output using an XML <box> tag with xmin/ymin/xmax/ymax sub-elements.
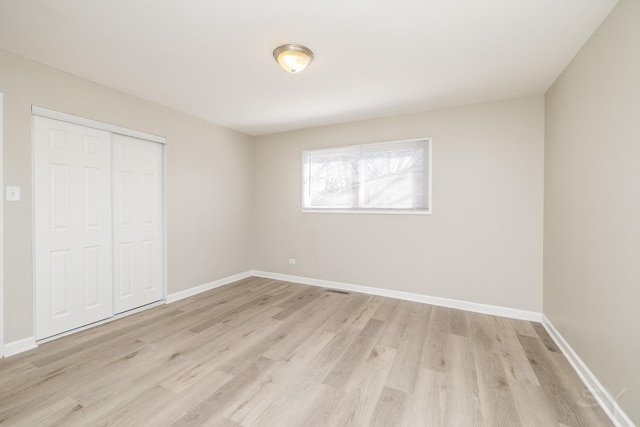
<box><xmin>544</xmin><ymin>0</ymin><xmax>640</xmax><ymax>422</ymax></box>
<box><xmin>1</xmin><ymin>49</ymin><xmax>254</xmax><ymax>343</ymax></box>
<box><xmin>254</xmin><ymin>96</ymin><xmax>545</xmax><ymax>312</ymax></box>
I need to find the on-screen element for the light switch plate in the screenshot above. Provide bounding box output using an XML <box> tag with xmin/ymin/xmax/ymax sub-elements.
<box><xmin>6</xmin><ymin>186</ymin><xmax>20</xmax><ymax>201</ymax></box>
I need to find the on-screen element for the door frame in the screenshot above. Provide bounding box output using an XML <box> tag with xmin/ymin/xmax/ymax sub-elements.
<box><xmin>31</xmin><ymin>106</ymin><xmax>167</xmax><ymax>341</ymax></box>
<box><xmin>1</xmin><ymin>93</ymin><xmax>4</xmax><ymax>357</ymax></box>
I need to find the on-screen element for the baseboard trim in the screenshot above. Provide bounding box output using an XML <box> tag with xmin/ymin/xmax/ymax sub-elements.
<box><xmin>4</xmin><ymin>336</ymin><xmax>37</xmax><ymax>357</ymax></box>
<box><xmin>250</xmin><ymin>270</ymin><xmax>541</xmax><ymax>322</ymax></box>
<box><xmin>541</xmin><ymin>316</ymin><xmax>635</xmax><ymax>427</ymax></box>
<box><xmin>166</xmin><ymin>270</ymin><xmax>254</xmax><ymax>304</ymax></box>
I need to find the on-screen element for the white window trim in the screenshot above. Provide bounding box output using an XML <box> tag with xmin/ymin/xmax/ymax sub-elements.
<box><xmin>301</xmin><ymin>138</ymin><xmax>432</xmax><ymax>215</ymax></box>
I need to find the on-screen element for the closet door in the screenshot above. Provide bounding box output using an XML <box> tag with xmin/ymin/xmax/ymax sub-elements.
<box><xmin>113</xmin><ymin>134</ymin><xmax>164</xmax><ymax>313</ymax></box>
<box><xmin>34</xmin><ymin>116</ymin><xmax>113</xmax><ymax>339</ymax></box>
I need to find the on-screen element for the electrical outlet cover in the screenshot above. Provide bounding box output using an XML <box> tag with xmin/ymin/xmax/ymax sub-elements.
<box><xmin>6</xmin><ymin>186</ymin><xmax>20</xmax><ymax>201</ymax></box>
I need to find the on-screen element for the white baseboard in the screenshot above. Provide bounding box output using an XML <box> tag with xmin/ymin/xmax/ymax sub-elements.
<box><xmin>541</xmin><ymin>316</ymin><xmax>635</xmax><ymax>427</ymax></box>
<box><xmin>4</xmin><ymin>336</ymin><xmax>37</xmax><ymax>357</ymax></box>
<box><xmin>166</xmin><ymin>270</ymin><xmax>253</xmax><ymax>304</ymax></box>
<box><xmin>250</xmin><ymin>270</ymin><xmax>542</xmax><ymax>322</ymax></box>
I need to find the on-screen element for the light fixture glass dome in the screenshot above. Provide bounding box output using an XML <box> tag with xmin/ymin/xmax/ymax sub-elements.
<box><xmin>273</xmin><ymin>44</ymin><xmax>314</xmax><ymax>73</ymax></box>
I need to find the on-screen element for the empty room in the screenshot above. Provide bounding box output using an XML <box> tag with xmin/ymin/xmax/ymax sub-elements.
<box><xmin>0</xmin><ymin>0</ymin><xmax>638</xmax><ymax>426</ymax></box>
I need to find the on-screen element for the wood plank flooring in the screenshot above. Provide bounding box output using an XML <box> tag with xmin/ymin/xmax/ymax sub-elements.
<box><xmin>0</xmin><ymin>277</ymin><xmax>612</xmax><ymax>426</ymax></box>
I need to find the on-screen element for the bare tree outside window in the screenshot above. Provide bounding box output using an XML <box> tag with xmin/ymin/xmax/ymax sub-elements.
<box><xmin>303</xmin><ymin>139</ymin><xmax>431</xmax><ymax>213</ymax></box>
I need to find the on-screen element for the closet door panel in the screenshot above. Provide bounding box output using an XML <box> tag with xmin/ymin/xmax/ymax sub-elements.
<box><xmin>113</xmin><ymin>134</ymin><xmax>163</xmax><ymax>313</ymax></box>
<box><xmin>34</xmin><ymin>116</ymin><xmax>113</xmax><ymax>339</ymax></box>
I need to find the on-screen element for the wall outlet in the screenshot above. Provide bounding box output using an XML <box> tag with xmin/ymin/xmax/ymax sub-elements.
<box><xmin>288</xmin><ymin>258</ymin><xmax>296</xmax><ymax>265</ymax></box>
<box><xmin>6</xmin><ymin>186</ymin><xmax>20</xmax><ymax>201</ymax></box>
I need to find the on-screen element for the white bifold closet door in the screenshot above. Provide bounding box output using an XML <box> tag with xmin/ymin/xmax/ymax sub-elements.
<box><xmin>34</xmin><ymin>116</ymin><xmax>114</xmax><ymax>340</ymax></box>
<box><xmin>112</xmin><ymin>134</ymin><xmax>163</xmax><ymax>314</ymax></box>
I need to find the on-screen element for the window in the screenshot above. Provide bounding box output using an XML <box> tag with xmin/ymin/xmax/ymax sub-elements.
<box><xmin>302</xmin><ymin>138</ymin><xmax>431</xmax><ymax>213</ymax></box>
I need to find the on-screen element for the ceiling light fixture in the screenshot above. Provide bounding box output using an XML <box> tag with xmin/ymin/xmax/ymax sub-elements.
<box><xmin>273</xmin><ymin>44</ymin><xmax>314</xmax><ymax>73</ymax></box>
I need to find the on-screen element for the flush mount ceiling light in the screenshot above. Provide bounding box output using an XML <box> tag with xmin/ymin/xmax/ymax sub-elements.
<box><xmin>273</xmin><ymin>44</ymin><xmax>314</xmax><ymax>73</ymax></box>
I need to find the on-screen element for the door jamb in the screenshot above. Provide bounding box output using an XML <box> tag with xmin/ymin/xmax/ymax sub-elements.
<box><xmin>1</xmin><ymin>93</ymin><xmax>5</xmax><ymax>357</ymax></box>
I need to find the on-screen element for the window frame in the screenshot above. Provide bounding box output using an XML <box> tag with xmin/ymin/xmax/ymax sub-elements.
<box><xmin>301</xmin><ymin>138</ymin><xmax>432</xmax><ymax>215</ymax></box>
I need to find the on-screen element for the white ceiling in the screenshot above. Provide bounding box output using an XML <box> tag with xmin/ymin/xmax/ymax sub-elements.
<box><xmin>0</xmin><ymin>0</ymin><xmax>618</xmax><ymax>135</ymax></box>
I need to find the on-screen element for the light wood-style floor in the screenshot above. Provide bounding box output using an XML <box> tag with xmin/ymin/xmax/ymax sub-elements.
<box><xmin>0</xmin><ymin>277</ymin><xmax>612</xmax><ymax>426</ymax></box>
